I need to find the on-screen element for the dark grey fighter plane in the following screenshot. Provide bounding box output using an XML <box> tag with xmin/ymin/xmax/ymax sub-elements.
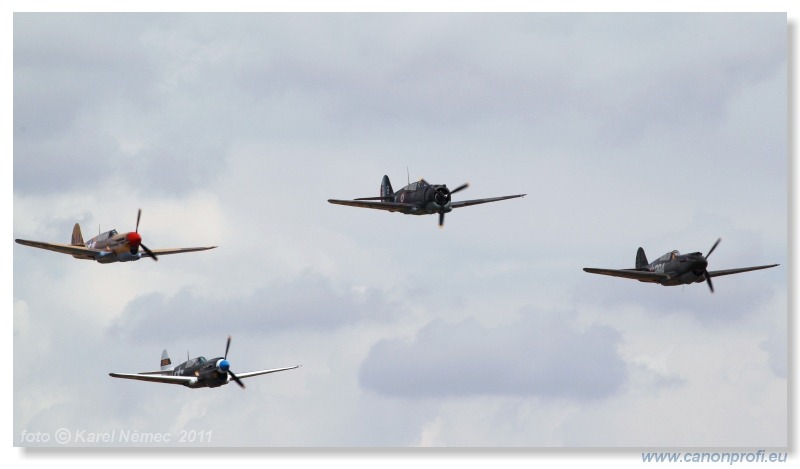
<box><xmin>328</xmin><ymin>175</ymin><xmax>525</xmax><ymax>227</ymax></box>
<box><xmin>109</xmin><ymin>337</ymin><xmax>299</xmax><ymax>389</ymax></box>
<box><xmin>583</xmin><ymin>239</ymin><xmax>778</xmax><ymax>293</ymax></box>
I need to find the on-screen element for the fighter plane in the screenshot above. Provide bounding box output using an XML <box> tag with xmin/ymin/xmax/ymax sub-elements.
<box><xmin>15</xmin><ymin>209</ymin><xmax>216</xmax><ymax>263</ymax></box>
<box><xmin>583</xmin><ymin>238</ymin><xmax>778</xmax><ymax>293</ymax></box>
<box><xmin>109</xmin><ymin>336</ymin><xmax>299</xmax><ymax>389</ymax></box>
<box><xmin>328</xmin><ymin>175</ymin><xmax>525</xmax><ymax>227</ymax></box>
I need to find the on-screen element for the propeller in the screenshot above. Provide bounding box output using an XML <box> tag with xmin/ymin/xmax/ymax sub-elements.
<box><xmin>702</xmin><ymin>238</ymin><xmax>721</xmax><ymax>293</ymax></box>
<box><xmin>219</xmin><ymin>336</ymin><xmax>245</xmax><ymax>389</ymax></box>
<box><xmin>130</xmin><ymin>209</ymin><xmax>158</xmax><ymax>261</ymax></box>
<box><xmin>435</xmin><ymin>182</ymin><xmax>469</xmax><ymax>228</ymax></box>
<box><xmin>451</xmin><ymin>182</ymin><xmax>469</xmax><ymax>194</ymax></box>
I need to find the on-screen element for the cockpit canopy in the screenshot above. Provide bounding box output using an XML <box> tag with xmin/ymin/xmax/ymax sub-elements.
<box><xmin>403</xmin><ymin>181</ymin><xmax>424</xmax><ymax>191</ymax></box>
<box><xmin>96</xmin><ymin>229</ymin><xmax>118</xmax><ymax>241</ymax></box>
<box><xmin>656</xmin><ymin>250</ymin><xmax>680</xmax><ymax>262</ymax></box>
<box><xmin>185</xmin><ymin>356</ymin><xmax>207</xmax><ymax>368</ymax></box>
<box><xmin>401</xmin><ymin>180</ymin><xmax>429</xmax><ymax>192</ymax></box>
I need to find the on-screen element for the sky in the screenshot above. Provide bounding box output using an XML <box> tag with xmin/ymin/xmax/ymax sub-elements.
<box><xmin>8</xmin><ymin>5</ymin><xmax>791</xmax><ymax>457</ymax></box>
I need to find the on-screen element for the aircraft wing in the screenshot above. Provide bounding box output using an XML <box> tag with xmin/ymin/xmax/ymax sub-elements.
<box><xmin>108</xmin><ymin>372</ymin><xmax>197</xmax><ymax>386</ymax></box>
<box><xmin>235</xmin><ymin>365</ymin><xmax>300</xmax><ymax>380</ymax></box>
<box><xmin>707</xmin><ymin>264</ymin><xmax>779</xmax><ymax>278</ymax></box>
<box><xmin>450</xmin><ymin>194</ymin><xmax>526</xmax><ymax>209</ymax></box>
<box><xmin>328</xmin><ymin>199</ymin><xmax>417</xmax><ymax>213</ymax></box>
<box><xmin>15</xmin><ymin>239</ymin><xmax>103</xmax><ymax>259</ymax></box>
<box><xmin>582</xmin><ymin>267</ymin><xmax>668</xmax><ymax>283</ymax></box>
<box><xmin>140</xmin><ymin>246</ymin><xmax>217</xmax><ymax>258</ymax></box>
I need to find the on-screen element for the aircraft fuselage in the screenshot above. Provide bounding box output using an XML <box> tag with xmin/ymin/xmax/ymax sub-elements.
<box><xmin>170</xmin><ymin>356</ymin><xmax>230</xmax><ymax>388</ymax></box>
<box><xmin>639</xmin><ymin>251</ymin><xmax>709</xmax><ymax>286</ymax></box>
<box><xmin>81</xmin><ymin>229</ymin><xmax>144</xmax><ymax>263</ymax></box>
<box><xmin>390</xmin><ymin>182</ymin><xmax>453</xmax><ymax>215</ymax></box>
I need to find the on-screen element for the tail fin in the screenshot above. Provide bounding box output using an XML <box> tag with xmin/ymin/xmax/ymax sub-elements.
<box><xmin>71</xmin><ymin>223</ymin><xmax>84</xmax><ymax>246</ymax></box>
<box><xmin>381</xmin><ymin>175</ymin><xmax>393</xmax><ymax>200</ymax></box>
<box><xmin>160</xmin><ymin>349</ymin><xmax>173</xmax><ymax>372</ymax></box>
<box><xmin>635</xmin><ymin>247</ymin><xmax>649</xmax><ymax>269</ymax></box>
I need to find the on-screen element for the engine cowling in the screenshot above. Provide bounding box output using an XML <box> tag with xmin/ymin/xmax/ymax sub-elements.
<box><xmin>434</xmin><ymin>186</ymin><xmax>451</xmax><ymax>207</ymax></box>
<box><xmin>216</xmin><ymin>359</ymin><xmax>230</xmax><ymax>373</ymax></box>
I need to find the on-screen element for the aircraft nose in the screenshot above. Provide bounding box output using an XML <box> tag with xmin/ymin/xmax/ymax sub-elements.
<box><xmin>127</xmin><ymin>231</ymin><xmax>142</xmax><ymax>245</ymax></box>
<box><xmin>218</xmin><ymin>359</ymin><xmax>230</xmax><ymax>372</ymax></box>
<box><xmin>434</xmin><ymin>186</ymin><xmax>451</xmax><ymax>206</ymax></box>
<box><xmin>693</xmin><ymin>257</ymin><xmax>708</xmax><ymax>271</ymax></box>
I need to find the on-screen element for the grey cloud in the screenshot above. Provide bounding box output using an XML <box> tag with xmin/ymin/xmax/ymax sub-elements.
<box><xmin>110</xmin><ymin>272</ymin><xmax>400</xmax><ymax>343</ymax></box>
<box><xmin>760</xmin><ymin>311</ymin><xmax>788</xmax><ymax>379</ymax></box>
<box><xmin>576</xmin><ymin>271</ymin><xmax>781</xmax><ymax>326</ymax></box>
<box><xmin>14</xmin><ymin>13</ymin><xmax>228</xmax><ymax>196</ymax></box>
<box><xmin>359</xmin><ymin>311</ymin><xmax>627</xmax><ymax>400</ymax></box>
<box><xmin>14</xmin><ymin>13</ymin><xmax>786</xmax><ymax>197</ymax></box>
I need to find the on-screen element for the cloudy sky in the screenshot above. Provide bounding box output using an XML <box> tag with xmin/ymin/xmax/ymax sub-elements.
<box><xmin>11</xmin><ymin>10</ymin><xmax>789</xmax><ymax>452</ymax></box>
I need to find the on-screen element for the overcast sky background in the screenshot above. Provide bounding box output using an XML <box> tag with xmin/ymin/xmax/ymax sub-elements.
<box><xmin>10</xmin><ymin>11</ymin><xmax>789</xmax><ymax>450</ymax></box>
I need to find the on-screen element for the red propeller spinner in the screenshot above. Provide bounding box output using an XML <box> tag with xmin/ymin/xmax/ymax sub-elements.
<box><xmin>128</xmin><ymin>209</ymin><xmax>158</xmax><ymax>261</ymax></box>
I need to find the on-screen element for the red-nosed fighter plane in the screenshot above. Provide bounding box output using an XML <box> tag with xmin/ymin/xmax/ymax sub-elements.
<box><xmin>15</xmin><ymin>209</ymin><xmax>216</xmax><ymax>263</ymax></box>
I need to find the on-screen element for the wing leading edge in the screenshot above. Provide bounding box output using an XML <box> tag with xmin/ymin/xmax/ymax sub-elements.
<box><xmin>450</xmin><ymin>194</ymin><xmax>526</xmax><ymax>209</ymax></box>
<box><xmin>584</xmin><ymin>264</ymin><xmax>779</xmax><ymax>282</ymax></box>
<box><xmin>15</xmin><ymin>239</ymin><xmax>103</xmax><ymax>259</ymax></box>
<box><xmin>707</xmin><ymin>264</ymin><xmax>779</xmax><ymax>278</ymax></box>
<box><xmin>327</xmin><ymin>199</ymin><xmax>416</xmax><ymax>213</ymax></box>
<box><xmin>108</xmin><ymin>373</ymin><xmax>197</xmax><ymax>386</ymax></box>
<box><xmin>141</xmin><ymin>246</ymin><xmax>217</xmax><ymax>257</ymax></box>
<box><xmin>16</xmin><ymin>239</ymin><xmax>216</xmax><ymax>259</ymax></box>
<box><xmin>109</xmin><ymin>365</ymin><xmax>299</xmax><ymax>386</ymax></box>
<box><xmin>582</xmin><ymin>267</ymin><xmax>667</xmax><ymax>283</ymax></box>
<box><xmin>236</xmin><ymin>365</ymin><xmax>301</xmax><ymax>379</ymax></box>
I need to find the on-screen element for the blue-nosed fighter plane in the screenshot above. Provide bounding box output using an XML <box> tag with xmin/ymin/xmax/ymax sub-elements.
<box><xmin>109</xmin><ymin>336</ymin><xmax>299</xmax><ymax>389</ymax></box>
